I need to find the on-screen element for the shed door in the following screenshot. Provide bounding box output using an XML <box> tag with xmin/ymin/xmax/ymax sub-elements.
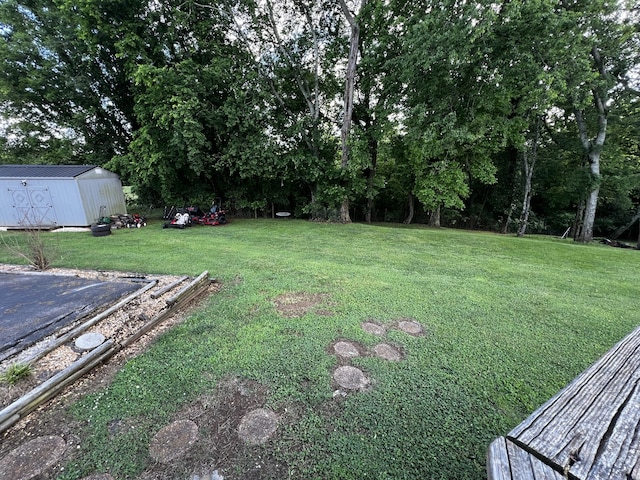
<box><xmin>10</xmin><ymin>187</ymin><xmax>57</xmax><ymax>227</ymax></box>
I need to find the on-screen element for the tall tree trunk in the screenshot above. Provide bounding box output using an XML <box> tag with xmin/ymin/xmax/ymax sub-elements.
<box><xmin>517</xmin><ymin>117</ymin><xmax>540</xmax><ymax>237</ymax></box>
<box><xmin>579</xmin><ymin>182</ymin><xmax>600</xmax><ymax>242</ymax></box>
<box><xmin>404</xmin><ymin>193</ymin><xmax>415</xmax><ymax>224</ymax></box>
<box><xmin>365</xmin><ymin>192</ymin><xmax>374</xmax><ymax>223</ymax></box>
<box><xmin>428</xmin><ymin>205</ymin><xmax>441</xmax><ymax>227</ymax></box>
<box><xmin>338</xmin><ymin>0</ymin><xmax>366</xmax><ymax>223</ymax></box>
<box><xmin>574</xmin><ymin>46</ymin><xmax>608</xmax><ymax>243</ymax></box>
<box><xmin>501</xmin><ymin>147</ymin><xmax>520</xmax><ymax>234</ymax></box>
<box><xmin>572</xmin><ymin>199</ymin><xmax>585</xmax><ymax>240</ymax></box>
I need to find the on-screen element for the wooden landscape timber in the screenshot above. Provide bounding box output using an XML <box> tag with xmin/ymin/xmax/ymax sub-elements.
<box><xmin>120</xmin><ymin>272</ymin><xmax>212</xmax><ymax>349</ymax></box>
<box><xmin>13</xmin><ymin>279</ymin><xmax>158</xmax><ymax>366</ymax></box>
<box><xmin>165</xmin><ymin>271</ymin><xmax>211</xmax><ymax>306</ymax></box>
<box><xmin>0</xmin><ymin>271</ymin><xmax>213</xmax><ymax>436</ymax></box>
<box><xmin>151</xmin><ymin>275</ymin><xmax>188</xmax><ymax>299</ymax></box>
<box><xmin>487</xmin><ymin>325</ymin><xmax>640</xmax><ymax>479</ymax></box>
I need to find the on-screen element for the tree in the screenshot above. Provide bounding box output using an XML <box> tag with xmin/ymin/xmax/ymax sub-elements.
<box><xmin>488</xmin><ymin>0</ymin><xmax>564</xmax><ymax>237</ymax></box>
<box><xmin>395</xmin><ymin>0</ymin><xmax>503</xmax><ymax>224</ymax></box>
<box><xmin>108</xmin><ymin>0</ymin><xmax>269</xmax><ymax>205</ymax></box>
<box><xmin>199</xmin><ymin>0</ymin><xmax>345</xmax><ymax>216</ymax></box>
<box><xmin>0</xmin><ymin>0</ymin><xmax>144</xmax><ymax>165</ymax></box>
<box><xmin>553</xmin><ymin>0</ymin><xmax>638</xmax><ymax>242</ymax></box>
<box><xmin>349</xmin><ymin>0</ymin><xmax>404</xmax><ymax>223</ymax></box>
<box><xmin>336</xmin><ymin>0</ymin><xmax>367</xmax><ymax>223</ymax></box>
<box><xmin>477</xmin><ymin>0</ymin><xmax>639</xmax><ymax>239</ymax></box>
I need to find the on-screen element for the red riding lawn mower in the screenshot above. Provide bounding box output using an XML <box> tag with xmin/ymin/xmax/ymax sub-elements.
<box><xmin>198</xmin><ymin>208</ymin><xmax>227</xmax><ymax>226</ymax></box>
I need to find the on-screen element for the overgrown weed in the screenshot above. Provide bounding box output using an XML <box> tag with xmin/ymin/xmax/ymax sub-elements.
<box><xmin>1</xmin><ymin>228</ymin><xmax>54</xmax><ymax>270</ymax></box>
<box><xmin>1</xmin><ymin>363</ymin><xmax>32</xmax><ymax>385</ymax></box>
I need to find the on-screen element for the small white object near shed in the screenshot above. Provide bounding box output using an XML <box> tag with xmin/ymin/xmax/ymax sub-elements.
<box><xmin>0</xmin><ymin>164</ymin><xmax>127</xmax><ymax>228</ymax></box>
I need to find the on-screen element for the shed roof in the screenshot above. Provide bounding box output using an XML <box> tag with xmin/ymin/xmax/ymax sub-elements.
<box><xmin>0</xmin><ymin>164</ymin><xmax>98</xmax><ymax>179</ymax></box>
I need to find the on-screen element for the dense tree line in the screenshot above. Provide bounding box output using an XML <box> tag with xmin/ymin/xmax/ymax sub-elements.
<box><xmin>1</xmin><ymin>0</ymin><xmax>638</xmax><ymax>241</ymax></box>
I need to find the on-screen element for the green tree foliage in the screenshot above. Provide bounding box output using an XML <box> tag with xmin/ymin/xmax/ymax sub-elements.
<box><xmin>0</xmin><ymin>0</ymin><xmax>142</xmax><ymax>164</ymax></box>
<box><xmin>393</xmin><ymin>0</ymin><xmax>502</xmax><ymax>219</ymax></box>
<box><xmin>1</xmin><ymin>0</ymin><xmax>638</xmax><ymax>235</ymax></box>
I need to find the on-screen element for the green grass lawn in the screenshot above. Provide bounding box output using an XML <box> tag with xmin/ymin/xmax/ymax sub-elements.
<box><xmin>3</xmin><ymin>219</ymin><xmax>640</xmax><ymax>479</ymax></box>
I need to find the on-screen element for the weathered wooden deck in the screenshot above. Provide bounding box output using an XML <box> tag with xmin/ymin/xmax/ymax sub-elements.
<box><xmin>487</xmin><ymin>325</ymin><xmax>640</xmax><ymax>480</ymax></box>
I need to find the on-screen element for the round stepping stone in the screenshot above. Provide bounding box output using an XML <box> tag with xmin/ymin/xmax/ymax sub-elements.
<box><xmin>149</xmin><ymin>420</ymin><xmax>199</xmax><ymax>463</ymax></box>
<box><xmin>333</xmin><ymin>341</ymin><xmax>360</xmax><ymax>358</ymax></box>
<box><xmin>361</xmin><ymin>321</ymin><xmax>386</xmax><ymax>336</ymax></box>
<box><xmin>373</xmin><ymin>343</ymin><xmax>402</xmax><ymax>361</ymax></box>
<box><xmin>398</xmin><ymin>320</ymin><xmax>423</xmax><ymax>335</ymax></box>
<box><xmin>75</xmin><ymin>332</ymin><xmax>106</xmax><ymax>351</ymax></box>
<box><xmin>333</xmin><ymin>365</ymin><xmax>369</xmax><ymax>391</ymax></box>
<box><xmin>238</xmin><ymin>408</ymin><xmax>279</xmax><ymax>445</ymax></box>
<box><xmin>0</xmin><ymin>435</ymin><xmax>66</xmax><ymax>480</ymax></box>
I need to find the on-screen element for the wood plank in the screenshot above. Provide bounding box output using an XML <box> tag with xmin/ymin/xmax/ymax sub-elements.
<box><xmin>487</xmin><ymin>437</ymin><xmax>513</xmax><ymax>480</ymax></box>
<box><xmin>508</xmin><ymin>325</ymin><xmax>640</xmax><ymax>479</ymax></box>
<box><xmin>487</xmin><ymin>437</ymin><xmax>565</xmax><ymax>480</ymax></box>
<box><xmin>528</xmin><ymin>452</ymin><xmax>566</xmax><ymax>480</ymax></box>
<box><xmin>507</xmin><ymin>439</ymin><xmax>565</xmax><ymax>480</ymax></box>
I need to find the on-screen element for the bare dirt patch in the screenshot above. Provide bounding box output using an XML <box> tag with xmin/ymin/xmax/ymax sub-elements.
<box><xmin>272</xmin><ymin>292</ymin><xmax>331</xmax><ymax>318</ymax></box>
<box><xmin>139</xmin><ymin>376</ymin><xmax>289</xmax><ymax>480</ymax></box>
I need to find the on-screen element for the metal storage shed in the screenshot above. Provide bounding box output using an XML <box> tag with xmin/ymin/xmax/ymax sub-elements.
<box><xmin>0</xmin><ymin>164</ymin><xmax>127</xmax><ymax>228</ymax></box>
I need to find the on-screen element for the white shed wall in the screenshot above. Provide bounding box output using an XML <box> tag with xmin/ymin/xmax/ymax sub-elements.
<box><xmin>76</xmin><ymin>174</ymin><xmax>127</xmax><ymax>224</ymax></box>
<box><xmin>0</xmin><ymin>167</ymin><xmax>127</xmax><ymax>227</ymax></box>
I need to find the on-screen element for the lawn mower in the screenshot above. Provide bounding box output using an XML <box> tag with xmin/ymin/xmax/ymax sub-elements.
<box><xmin>198</xmin><ymin>208</ymin><xmax>227</xmax><ymax>226</ymax></box>
<box><xmin>162</xmin><ymin>211</ymin><xmax>191</xmax><ymax>229</ymax></box>
<box><xmin>125</xmin><ymin>213</ymin><xmax>147</xmax><ymax>228</ymax></box>
<box><xmin>162</xmin><ymin>204</ymin><xmax>227</xmax><ymax>228</ymax></box>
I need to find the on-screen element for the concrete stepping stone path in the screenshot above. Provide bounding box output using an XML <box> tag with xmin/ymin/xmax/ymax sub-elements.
<box><xmin>333</xmin><ymin>365</ymin><xmax>369</xmax><ymax>391</ymax></box>
<box><xmin>149</xmin><ymin>419</ymin><xmax>199</xmax><ymax>463</ymax></box>
<box><xmin>373</xmin><ymin>343</ymin><xmax>403</xmax><ymax>361</ymax></box>
<box><xmin>327</xmin><ymin>318</ymin><xmax>425</xmax><ymax>396</ymax></box>
<box><xmin>333</xmin><ymin>340</ymin><xmax>361</xmax><ymax>358</ymax></box>
<box><xmin>0</xmin><ymin>435</ymin><xmax>66</xmax><ymax>480</ymax></box>
<box><xmin>238</xmin><ymin>408</ymin><xmax>279</xmax><ymax>445</ymax></box>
